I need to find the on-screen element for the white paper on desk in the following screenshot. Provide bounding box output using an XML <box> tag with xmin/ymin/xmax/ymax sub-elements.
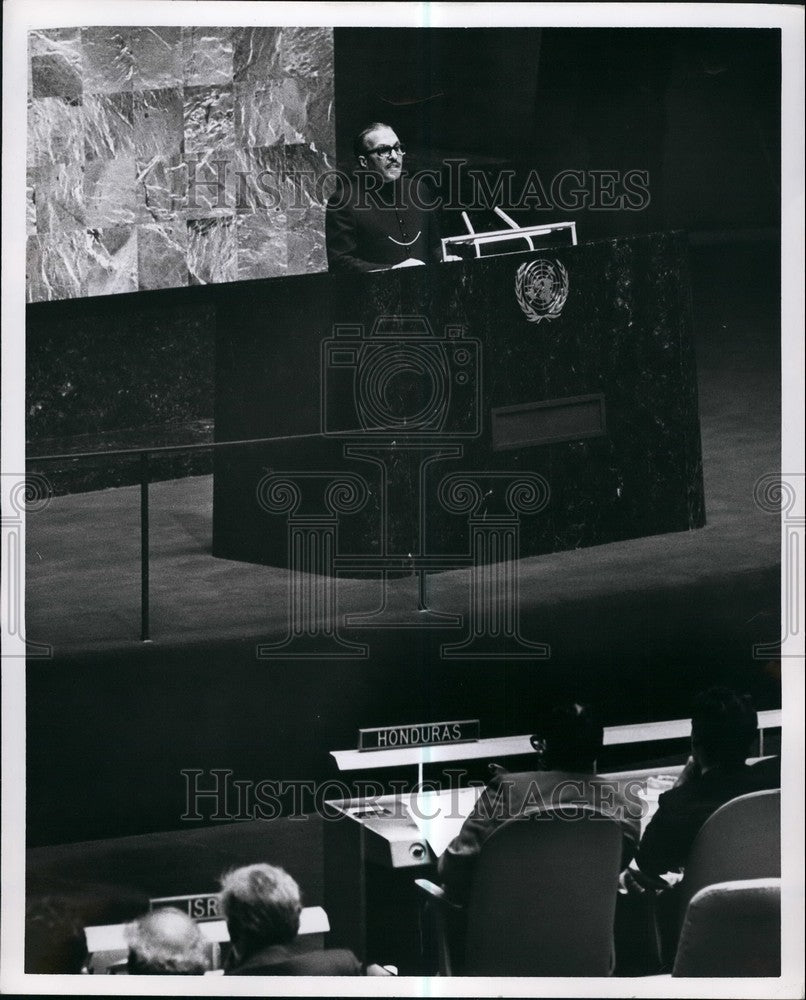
<box><xmin>405</xmin><ymin>786</ymin><xmax>484</xmax><ymax>857</ymax></box>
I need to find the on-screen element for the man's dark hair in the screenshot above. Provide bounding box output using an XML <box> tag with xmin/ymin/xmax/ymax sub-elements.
<box><xmin>25</xmin><ymin>898</ymin><xmax>88</xmax><ymax>974</ymax></box>
<box><xmin>691</xmin><ymin>686</ymin><xmax>757</xmax><ymax>767</ymax></box>
<box><xmin>219</xmin><ymin>864</ymin><xmax>302</xmax><ymax>959</ymax></box>
<box><xmin>353</xmin><ymin>122</ymin><xmax>394</xmax><ymax>160</ymax></box>
<box><xmin>540</xmin><ymin>702</ymin><xmax>603</xmax><ymax>771</ymax></box>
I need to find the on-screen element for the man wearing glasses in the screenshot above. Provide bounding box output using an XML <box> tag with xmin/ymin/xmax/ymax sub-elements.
<box><xmin>326</xmin><ymin>123</ymin><xmax>442</xmax><ymax>273</ymax></box>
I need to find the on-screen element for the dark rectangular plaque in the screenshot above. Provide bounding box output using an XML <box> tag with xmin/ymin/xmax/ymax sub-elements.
<box><xmin>491</xmin><ymin>393</ymin><xmax>606</xmax><ymax>450</ymax></box>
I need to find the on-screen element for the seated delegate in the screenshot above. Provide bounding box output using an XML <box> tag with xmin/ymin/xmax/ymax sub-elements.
<box><xmin>624</xmin><ymin>686</ymin><xmax>780</xmax><ymax>894</ymax></box>
<box><xmin>439</xmin><ymin>702</ymin><xmax>643</xmax><ymax>904</ymax></box>
<box><xmin>125</xmin><ymin>907</ymin><xmax>209</xmax><ymax>975</ymax></box>
<box><xmin>25</xmin><ymin>898</ymin><xmax>89</xmax><ymax>975</ymax></box>
<box><xmin>619</xmin><ymin>686</ymin><xmax>781</xmax><ymax>970</ymax></box>
<box><xmin>220</xmin><ymin>863</ymin><xmax>392</xmax><ymax>976</ymax></box>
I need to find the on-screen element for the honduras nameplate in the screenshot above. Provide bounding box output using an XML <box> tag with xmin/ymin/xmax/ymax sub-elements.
<box><xmin>358</xmin><ymin>719</ymin><xmax>480</xmax><ymax>751</ymax></box>
<box><xmin>150</xmin><ymin>893</ymin><xmax>221</xmax><ymax>922</ymax></box>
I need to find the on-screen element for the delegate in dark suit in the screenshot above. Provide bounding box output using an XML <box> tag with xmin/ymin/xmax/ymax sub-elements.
<box><xmin>439</xmin><ymin>768</ymin><xmax>643</xmax><ymax>903</ymax></box>
<box><xmin>219</xmin><ymin>863</ymin><xmax>392</xmax><ymax>977</ymax></box>
<box><xmin>618</xmin><ymin>688</ymin><xmax>781</xmax><ymax>973</ymax></box>
<box><xmin>439</xmin><ymin>703</ymin><xmax>643</xmax><ymax>903</ymax></box>
<box><xmin>326</xmin><ymin>174</ymin><xmax>442</xmax><ymax>273</ymax></box>
<box><xmin>226</xmin><ymin>943</ymin><xmax>363</xmax><ymax>976</ymax></box>
<box><xmin>326</xmin><ymin>122</ymin><xmax>442</xmax><ymax>273</ymax></box>
<box><xmin>634</xmin><ymin>757</ymin><xmax>781</xmax><ymax>880</ymax></box>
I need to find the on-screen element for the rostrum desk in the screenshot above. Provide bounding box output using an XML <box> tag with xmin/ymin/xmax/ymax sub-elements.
<box><xmin>213</xmin><ymin>232</ymin><xmax>705</xmax><ymax>571</ymax></box>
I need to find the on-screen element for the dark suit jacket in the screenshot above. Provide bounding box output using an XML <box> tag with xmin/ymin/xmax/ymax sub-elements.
<box><xmin>438</xmin><ymin>769</ymin><xmax>643</xmax><ymax>903</ymax></box>
<box><xmin>326</xmin><ymin>174</ymin><xmax>442</xmax><ymax>273</ymax></box>
<box><xmin>634</xmin><ymin>759</ymin><xmax>781</xmax><ymax>879</ymax></box>
<box><xmin>226</xmin><ymin>943</ymin><xmax>363</xmax><ymax>976</ymax></box>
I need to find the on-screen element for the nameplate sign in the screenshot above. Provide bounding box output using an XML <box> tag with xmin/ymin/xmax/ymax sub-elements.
<box><xmin>150</xmin><ymin>893</ymin><xmax>221</xmax><ymax>922</ymax></box>
<box><xmin>359</xmin><ymin>720</ymin><xmax>480</xmax><ymax>751</ymax></box>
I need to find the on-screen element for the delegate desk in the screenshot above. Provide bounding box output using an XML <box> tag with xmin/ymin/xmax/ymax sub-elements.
<box><xmin>323</xmin><ymin>711</ymin><xmax>781</xmax><ymax>972</ymax></box>
<box><xmin>213</xmin><ymin>232</ymin><xmax>704</xmax><ymax>570</ymax></box>
<box><xmin>322</xmin><ymin>771</ymin><xmax>671</xmax><ymax>974</ymax></box>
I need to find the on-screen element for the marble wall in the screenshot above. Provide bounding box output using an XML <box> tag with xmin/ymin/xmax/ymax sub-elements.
<box><xmin>26</xmin><ymin>26</ymin><xmax>334</xmax><ymax>302</ymax></box>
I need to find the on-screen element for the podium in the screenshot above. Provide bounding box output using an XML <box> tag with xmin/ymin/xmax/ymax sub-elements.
<box><xmin>213</xmin><ymin>232</ymin><xmax>705</xmax><ymax>571</ymax></box>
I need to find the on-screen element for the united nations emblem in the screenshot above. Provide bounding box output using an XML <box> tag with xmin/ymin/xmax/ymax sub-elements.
<box><xmin>515</xmin><ymin>258</ymin><xmax>569</xmax><ymax>323</ymax></box>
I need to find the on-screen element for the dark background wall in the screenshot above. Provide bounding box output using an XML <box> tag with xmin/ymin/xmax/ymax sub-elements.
<box><xmin>334</xmin><ymin>27</ymin><xmax>780</xmax><ymax>239</ymax></box>
<box><xmin>334</xmin><ymin>28</ymin><xmax>544</xmax><ymax>166</ymax></box>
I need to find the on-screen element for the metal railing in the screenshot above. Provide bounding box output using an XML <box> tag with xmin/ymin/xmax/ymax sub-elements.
<box><xmin>28</xmin><ymin>432</ymin><xmax>327</xmax><ymax>642</ymax></box>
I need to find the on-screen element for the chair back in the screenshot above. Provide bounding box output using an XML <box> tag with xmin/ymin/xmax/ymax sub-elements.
<box><xmin>463</xmin><ymin>807</ymin><xmax>624</xmax><ymax>976</ymax></box>
<box><xmin>672</xmin><ymin>878</ymin><xmax>781</xmax><ymax>977</ymax></box>
<box><xmin>677</xmin><ymin>788</ymin><xmax>780</xmax><ymax>926</ymax></box>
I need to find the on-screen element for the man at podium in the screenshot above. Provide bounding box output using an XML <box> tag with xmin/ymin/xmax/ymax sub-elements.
<box><xmin>326</xmin><ymin>123</ymin><xmax>443</xmax><ymax>273</ymax></box>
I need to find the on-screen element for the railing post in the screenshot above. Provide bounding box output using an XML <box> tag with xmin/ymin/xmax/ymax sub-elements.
<box><xmin>140</xmin><ymin>452</ymin><xmax>151</xmax><ymax>642</ymax></box>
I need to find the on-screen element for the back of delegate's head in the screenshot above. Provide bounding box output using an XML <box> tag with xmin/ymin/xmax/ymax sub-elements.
<box><xmin>125</xmin><ymin>907</ymin><xmax>209</xmax><ymax>975</ymax></box>
<box><xmin>219</xmin><ymin>863</ymin><xmax>302</xmax><ymax>958</ymax></box>
<box><xmin>690</xmin><ymin>686</ymin><xmax>757</xmax><ymax>768</ymax></box>
<box><xmin>540</xmin><ymin>702</ymin><xmax>603</xmax><ymax>772</ymax></box>
<box><xmin>25</xmin><ymin>897</ymin><xmax>88</xmax><ymax>974</ymax></box>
